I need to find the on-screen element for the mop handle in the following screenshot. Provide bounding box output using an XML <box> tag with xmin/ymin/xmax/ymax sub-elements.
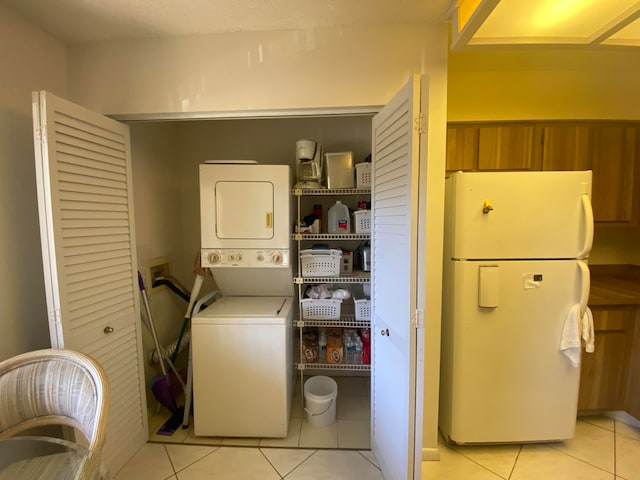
<box><xmin>138</xmin><ymin>272</ymin><xmax>168</xmax><ymax>377</ymax></box>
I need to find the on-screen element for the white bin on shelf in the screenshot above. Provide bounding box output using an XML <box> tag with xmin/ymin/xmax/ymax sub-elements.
<box><xmin>304</xmin><ymin>376</ymin><xmax>338</xmax><ymax>427</ymax></box>
<box><xmin>354</xmin><ymin>298</ymin><xmax>371</xmax><ymax>321</ymax></box>
<box><xmin>353</xmin><ymin>210</ymin><xmax>371</xmax><ymax>233</ymax></box>
<box><xmin>300</xmin><ymin>298</ymin><xmax>342</xmax><ymax>320</ymax></box>
<box><xmin>355</xmin><ymin>162</ymin><xmax>371</xmax><ymax>189</ymax></box>
<box><xmin>300</xmin><ymin>249</ymin><xmax>342</xmax><ymax>277</ymax></box>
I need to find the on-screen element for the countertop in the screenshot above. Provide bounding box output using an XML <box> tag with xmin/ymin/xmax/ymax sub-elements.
<box><xmin>589</xmin><ymin>264</ymin><xmax>640</xmax><ymax>306</ymax></box>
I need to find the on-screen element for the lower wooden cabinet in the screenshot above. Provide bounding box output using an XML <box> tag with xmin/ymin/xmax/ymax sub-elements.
<box><xmin>578</xmin><ymin>305</ymin><xmax>638</xmax><ymax>414</ymax></box>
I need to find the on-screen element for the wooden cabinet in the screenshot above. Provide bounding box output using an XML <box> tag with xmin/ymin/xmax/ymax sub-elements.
<box><xmin>446</xmin><ymin>125</ymin><xmax>478</xmax><ymax>172</ymax></box>
<box><xmin>578</xmin><ymin>305</ymin><xmax>637</xmax><ymax>412</ymax></box>
<box><xmin>447</xmin><ymin>121</ymin><xmax>640</xmax><ymax>225</ymax></box>
<box><xmin>477</xmin><ymin>124</ymin><xmax>541</xmax><ymax>170</ymax></box>
<box><xmin>540</xmin><ymin>123</ymin><xmax>640</xmax><ymax>225</ymax></box>
<box><xmin>446</xmin><ymin>123</ymin><xmax>541</xmax><ymax>173</ymax></box>
<box><xmin>590</xmin><ymin>124</ymin><xmax>639</xmax><ymax>224</ymax></box>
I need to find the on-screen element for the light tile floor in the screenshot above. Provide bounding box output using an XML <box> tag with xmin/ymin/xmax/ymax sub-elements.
<box><xmin>147</xmin><ymin>375</ymin><xmax>371</xmax><ymax>450</ymax></box>
<box><xmin>423</xmin><ymin>412</ymin><xmax>640</xmax><ymax>480</ymax></box>
<box><xmin>118</xmin><ymin>375</ymin><xmax>640</xmax><ymax>479</ymax></box>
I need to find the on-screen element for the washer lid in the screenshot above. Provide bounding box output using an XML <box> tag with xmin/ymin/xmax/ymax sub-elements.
<box><xmin>194</xmin><ymin>296</ymin><xmax>291</xmax><ymax>318</ymax></box>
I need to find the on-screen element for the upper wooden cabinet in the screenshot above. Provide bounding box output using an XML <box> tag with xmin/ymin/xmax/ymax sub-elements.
<box><xmin>477</xmin><ymin>124</ymin><xmax>540</xmax><ymax>171</ymax></box>
<box><xmin>446</xmin><ymin>123</ymin><xmax>540</xmax><ymax>172</ymax></box>
<box><xmin>446</xmin><ymin>125</ymin><xmax>478</xmax><ymax>172</ymax></box>
<box><xmin>447</xmin><ymin>121</ymin><xmax>640</xmax><ymax>225</ymax></box>
<box><xmin>540</xmin><ymin>123</ymin><xmax>640</xmax><ymax>225</ymax></box>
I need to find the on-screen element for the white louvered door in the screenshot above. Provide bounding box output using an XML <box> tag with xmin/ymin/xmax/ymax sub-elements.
<box><xmin>371</xmin><ymin>75</ymin><xmax>423</xmax><ymax>480</ymax></box>
<box><xmin>32</xmin><ymin>91</ymin><xmax>147</xmax><ymax>474</ymax></box>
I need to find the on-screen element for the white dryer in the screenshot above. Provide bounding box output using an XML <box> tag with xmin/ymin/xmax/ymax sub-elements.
<box><xmin>193</xmin><ymin>161</ymin><xmax>294</xmax><ymax>437</ymax></box>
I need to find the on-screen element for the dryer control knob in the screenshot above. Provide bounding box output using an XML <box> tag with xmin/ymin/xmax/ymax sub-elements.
<box><xmin>270</xmin><ymin>252</ymin><xmax>283</xmax><ymax>265</ymax></box>
<box><xmin>208</xmin><ymin>252</ymin><xmax>221</xmax><ymax>264</ymax></box>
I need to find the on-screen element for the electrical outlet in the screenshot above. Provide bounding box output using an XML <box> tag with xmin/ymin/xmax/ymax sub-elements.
<box><xmin>139</xmin><ymin>257</ymin><xmax>171</xmax><ymax>291</ymax></box>
<box><xmin>149</xmin><ymin>262</ymin><xmax>170</xmax><ymax>287</ymax></box>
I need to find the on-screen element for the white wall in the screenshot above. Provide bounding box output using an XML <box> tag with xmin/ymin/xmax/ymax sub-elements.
<box><xmin>0</xmin><ymin>5</ymin><xmax>67</xmax><ymax>361</ymax></box>
<box><xmin>447</xmin><ymin>46</ymin><xmax>640</xmax><ymax>265</ymax></box>
<box><xmin>68</xmin><ymin>25</ymin><xmax>445</xmax><ymax>115</ymax></box>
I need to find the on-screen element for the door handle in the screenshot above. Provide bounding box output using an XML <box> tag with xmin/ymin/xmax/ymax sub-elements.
<box><xmin>380</xmin><ymin>329</ymin><xmax>390</xmax><ymax>336</ymax></box>
<box><xmin>577</xmin><ymin>260</ymin><xmax>590</xmax><ymax>317</ymax></box>
<box><xmin>103</xmin><ymin>326</ymin><xmax>114</xmax><ymax>335</ymax></box>
<box><xmin>577</xmin><ymin>193</ymin><xmax>593</xmax><ymax>259</ymax></box>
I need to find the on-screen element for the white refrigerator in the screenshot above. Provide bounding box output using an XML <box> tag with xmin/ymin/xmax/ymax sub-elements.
<box><xmin>439</xmin><ymin>170</ymin><xmax>594</xmax><ymax>444</ymax></box>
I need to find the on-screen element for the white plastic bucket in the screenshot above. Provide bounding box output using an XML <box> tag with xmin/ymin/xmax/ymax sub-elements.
<box><xmin>304</xmin><ymin>376</ymin><xmax>338</xmax><ymax>427</ymax></box>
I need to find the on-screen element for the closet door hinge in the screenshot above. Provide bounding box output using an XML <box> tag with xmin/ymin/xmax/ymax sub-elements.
<box><xmin>35</xmin><ymin>126</ymin><xmax>48</xmax><ymax>145</ymax></box>
<box><xmin>412</xmin><ymin>309</ymin><xmax>424</xmax><ymax>329</ymax></box>
<box><xmin>414</xmin><ymin>112</ymin><xmax>426</xmax><ymax>135</ymax></box>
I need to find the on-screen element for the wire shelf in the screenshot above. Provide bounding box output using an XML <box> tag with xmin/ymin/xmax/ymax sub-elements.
<box><xmin>296</xmin><ymin>362</ymin><xmax>371</xmax><ymax>371</ymax></box>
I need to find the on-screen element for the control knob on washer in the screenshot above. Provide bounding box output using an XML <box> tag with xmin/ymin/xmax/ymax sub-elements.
<box><xmin>207</xmin><ymin>251</ymin><xmax>221</xmax><ymax>265</ymax></box>
<box><xmin>270</xmin><ymin>251</ymin><xmax>283</xmax><ymax>265</ymax></box>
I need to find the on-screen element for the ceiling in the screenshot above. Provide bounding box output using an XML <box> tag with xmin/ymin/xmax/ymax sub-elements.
<box><xmin>0</xmin><ymin>0</ymin><xmax>452</xmax><ymax>45</ymax></box>
<box><xmin>450</xmin><ymin>0</ymin><xmax>640</xmax><ymax>49</ymax></box>
<box><xmin>3</xmin><ymin>0</ymin><xmax>638</xmax><ymax>49</ymax></box>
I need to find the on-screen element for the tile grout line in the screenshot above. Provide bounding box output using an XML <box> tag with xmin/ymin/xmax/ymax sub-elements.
<box><xmin>507</xmin><ymin>444</ymin><xmax>523</xmax><ymax>480</ymax></box>
<box><xmin>281</xmin><ymin>449</ymin><xmax>320</xmax><ymax>479</ymax></box>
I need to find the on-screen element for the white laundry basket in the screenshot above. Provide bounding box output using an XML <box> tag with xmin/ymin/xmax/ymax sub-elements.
<box><xmin>304</xmin><ymin>376</ymin><xmax>338</xmax><ymax>427</ymax></box>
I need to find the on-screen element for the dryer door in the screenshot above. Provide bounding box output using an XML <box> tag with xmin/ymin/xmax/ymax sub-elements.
<box><xmin>216</xmin><ymin>180</ymin><xmax>274</xmax><ymax>239</ymax></box>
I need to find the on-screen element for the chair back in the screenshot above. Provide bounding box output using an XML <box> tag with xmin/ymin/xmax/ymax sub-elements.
<box><xmin>0</xmin><ymin>348</ymin><xmax>109</xmax><ymax>452</ymax></box>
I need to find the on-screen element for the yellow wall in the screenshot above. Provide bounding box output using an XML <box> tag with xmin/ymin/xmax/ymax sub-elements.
<box><xmin>448</xmin><ymin>47</ymin><xmax>640</xmax><ymax>121</ymax></box>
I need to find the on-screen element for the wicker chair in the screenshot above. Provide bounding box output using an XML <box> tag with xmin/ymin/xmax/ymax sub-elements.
<box><xmin>0</xmin><ymin>348</ymin><xmax>109</xmax><ymax>453</ymax></box>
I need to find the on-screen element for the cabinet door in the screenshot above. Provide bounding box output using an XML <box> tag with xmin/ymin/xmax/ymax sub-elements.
<box><xmin>624</xmin><ymin>306</ymin><xmax>640</xmax><ymax>420</ymax></box>
<box><xmin>477</xmin><ymin>124</ymin><xmax>541</xmax><ymax>170</ymax></box>
<box><xmin>590</xmin><ymin>124</ymin><xmax>639</xmax><ymax>224</ymax></box>
<box><xmin>578</xmin><ymin>306</ymin><xmax>635</xmax><ymax>411</ymax></box>
<box><xmin>446</xmin><ymin>125</ymin><xmax>478</xmax><ymax>172</ymax></box>
<box><xmin>540</xmin><ymin>124</ymin><xmax>591</xmax><ymax>171</ymax></box>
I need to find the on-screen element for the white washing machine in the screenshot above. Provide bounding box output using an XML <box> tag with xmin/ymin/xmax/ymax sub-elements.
<box><xmin>193</xmin><ymin>161</ymin><xmax>294</xmax><ymax>437</ymax></box>
<box><xmin>191</xmin><ymin>296</ymin><xmax>294</xmax><ymax>437</ymax></box>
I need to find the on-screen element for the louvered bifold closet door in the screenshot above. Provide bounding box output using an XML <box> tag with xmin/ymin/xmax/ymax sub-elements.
<box><xmin>32</xmin><ymin>91</ymin><xmax>147</xmax><ymax>475</ymax></box>
<box><xmin>371</xmin><ymin>75</ymin><xmax>421</xmax><ymax>480</ymax></box>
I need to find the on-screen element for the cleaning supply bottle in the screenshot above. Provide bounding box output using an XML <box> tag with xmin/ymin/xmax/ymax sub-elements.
<box><xmin>328</xmin><ymin>200</ymin><xmax>350</xmax><ymax>234</ymax></box>
<box><xmin>312</xmin><ymin>204</ymin><xmax>323</xmax><ymax>233</ymax></box>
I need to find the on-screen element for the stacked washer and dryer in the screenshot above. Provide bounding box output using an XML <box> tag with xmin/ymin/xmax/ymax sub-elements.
<box><xmin>191</xmin><ymin>161</ymin><xmax>294</xmax><ymax>438</ymax></box>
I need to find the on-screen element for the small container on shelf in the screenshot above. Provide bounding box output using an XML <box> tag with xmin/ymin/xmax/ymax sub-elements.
<box><xmin>341</xmin><ymin>250</ymin><xmax>353</xmax><ymax>274</ymax></box>
<box><xmin>353</xmin><ymin>210</ymin><xmax>371</xmax><ymax>233</ymax></box>
<box><xmin>301</xmin><ymin>329</ymin><xmax>319</xmax><ymax>363</ymax></box>
<box><xmin>300</xmin><ymin>249</ymin><xmax>342</xmax><ymax>277</ymax></box>
<box><xmin>355</xmin><ymin>162</ymin><xmax>372</xmax><ymax>189</ymax></box>
<box><xmin>354</xmin><ymin>297</ymin><xmax>371</xmax><ymax>321</ymax></box>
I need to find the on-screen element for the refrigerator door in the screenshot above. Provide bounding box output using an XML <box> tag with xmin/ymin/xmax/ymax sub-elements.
<box><xmin>445</xmin><ymin>171</ymin><xmax>593</xmax><ymax>260</ymax></box>
<box><xmin>439</xmin><ymin>259</ymin><xmax>584</xmax><ymax>444</ymax></box>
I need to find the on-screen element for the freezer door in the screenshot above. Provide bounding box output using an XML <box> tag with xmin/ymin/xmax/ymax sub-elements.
<box><xmin>445</xmin><ymin>171</ymin><xmax>593</xmax><ymax>259</ymax></box>
<box><xmin>439</xmin><ymin>259</ymin><xmax>584</xmax><ymax>444</ymax></box>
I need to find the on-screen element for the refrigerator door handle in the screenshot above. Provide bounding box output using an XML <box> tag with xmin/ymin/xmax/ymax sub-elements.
<box><xmin>577</xmin><ymin>260</ymin><xmax>591</xmax><ymax>317</ymax></box>
<box><xmin>577</xmin><ymin>193</ymin><xmax>594</xmax><ymax>260</ymax></box>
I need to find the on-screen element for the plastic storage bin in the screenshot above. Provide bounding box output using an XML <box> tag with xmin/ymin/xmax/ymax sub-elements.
<box><xmin>353</xmin><ymin>210</ymin><xmax>371</xmax><ymax>233</ymax></box>
<box><xmin>300</xmin><ymin>298</ymin><xmax>343</xmax><ymax>320</ymax></box>
<box><xmin>300</xmin><ymin>249</ymin><xmax>342</xmax><ymax>277</ymax></box>
<box><xmin>354</xmin><ymin>298</ymin><xmax>371</xmax><ymax>321</ymax></box>
<box><xmin>355</xmin><ymin>162</ymin><xmax>371</xmax><ymax>189</ymax></box>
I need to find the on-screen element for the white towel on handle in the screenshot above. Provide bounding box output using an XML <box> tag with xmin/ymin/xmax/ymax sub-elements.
<box><xmin>560</xmin><ymin>304</ymin><xmax>595</xmax><ymax>367</ymax></box>
<box><xmin>582</xmin><ymin>306</ymin><xmax>595</xmax><ymax>354</ymax></box>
